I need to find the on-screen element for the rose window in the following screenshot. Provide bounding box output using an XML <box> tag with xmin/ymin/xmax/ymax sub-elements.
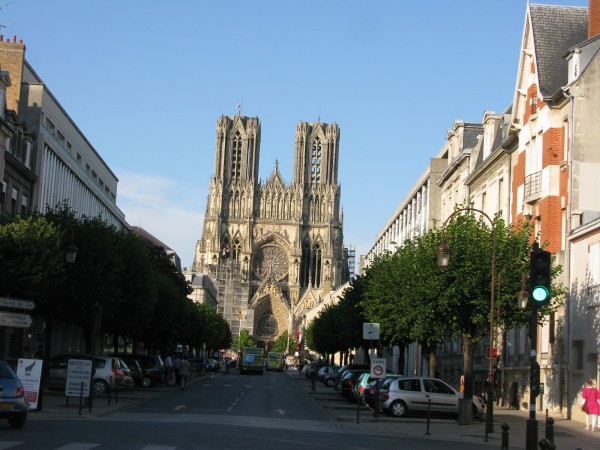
<box><xmin>253</xmin><ymin>245</ymin><xmax>288</xmax><ymax>281</ymax></box>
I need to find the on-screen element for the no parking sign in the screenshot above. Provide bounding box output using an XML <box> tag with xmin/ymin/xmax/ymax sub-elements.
<box><xmin>370</xmin><ymin>358</ymin><xmax>386</xmax><ymax>379</ymax></box>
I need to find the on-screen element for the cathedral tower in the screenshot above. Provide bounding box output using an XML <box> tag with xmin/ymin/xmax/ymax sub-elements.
<box><xmin>193</xmin><ymin>115</ymin><xmax>347</xmax><ymax>348</ymax></box>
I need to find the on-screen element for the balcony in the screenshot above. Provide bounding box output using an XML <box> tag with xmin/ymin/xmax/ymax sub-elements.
<box><xmin>524</xmin><ymin>171</ymin><xmax>542</xmax><ymax>204</ymax></box>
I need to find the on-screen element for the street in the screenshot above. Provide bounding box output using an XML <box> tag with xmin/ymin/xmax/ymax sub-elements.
<box><xmin>3</xmin><ymin>370</ymin><xmax>489</xmax><ymax>449</ymax></box>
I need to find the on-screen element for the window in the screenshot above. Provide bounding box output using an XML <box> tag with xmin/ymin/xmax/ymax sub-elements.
<box><xmin>77</xmin><ymin>153</ymin><xmax>82</xmax><ymax>164</ymax></box>
<box><xmin>57</xmin><ymin>130</ymin><xmax>65</xmax><ymax>146</ymax></box>
<box><xmin>0</xmin><ymin>181</ymin><xmax>6</xmax><ymax>212</ymax></box>
<box><xmin>398</xmin><ymin>379</ymin><xmax>421</xmax><ymax>392</ymax></box>
<box><xmin>45</xmin><ymin>117</ymin><xmax>56</xmax><ymax>136</ymax></box>
<box><xmin>231</xmin><ymin>131</ymin><xmax>242</xmax><ymax>179</ymax></box>
<box><xmin>311</xmin><ymin>139</ymin><xmax>321</xmax><ymax>183</ymax></box>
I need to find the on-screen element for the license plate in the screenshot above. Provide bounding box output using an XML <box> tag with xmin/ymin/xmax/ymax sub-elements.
<box><xmin>0</xmin><ymin>403</ymin><xmax>13</xmax><ymax>410</ymax></box>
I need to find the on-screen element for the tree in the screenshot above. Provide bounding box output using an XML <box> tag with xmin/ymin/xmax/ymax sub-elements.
<box><xmin>232</xmin><ymin>329</ymin><xmax>255</xmax><ymax>353</ymax></box>
<box><xmin>271</xmin><ymin>331</ymin><xmax>298</xmax><ymax>354</ymax></box>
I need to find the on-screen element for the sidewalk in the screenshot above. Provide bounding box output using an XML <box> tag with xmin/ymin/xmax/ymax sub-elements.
<box><xmin>29</xmin><ymin>384</ymin><xmax>170</xmax><ymax>419</ymax></box>
<box><xmin>290</xmin><ymin>370</ymin><xmax>600</xmax><ymax>449</ymax></box>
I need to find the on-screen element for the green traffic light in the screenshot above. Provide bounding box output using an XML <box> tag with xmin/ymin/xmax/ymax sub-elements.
<box><xmin>531</xmin><ymin>285</ymin><xmax>549</xmax><ymax>302</ymax></box>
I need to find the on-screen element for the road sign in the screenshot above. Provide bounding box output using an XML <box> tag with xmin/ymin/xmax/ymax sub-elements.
<box><xmin>370</xmin><ymin>358</ymin><xmax>387</xmax><ymax>379</ymax></box>
<box><xmin>363</xmin><ymin>323</ymin><xmax>380</xmax><ymax>340</ymax></box>
<box><xmin>0</xmin><ymin>297</ymin><xmax>35</xmax><ymax>310</ymax></box>
<box><xmin>0</xmin><ymin>312</ymin><xmax>33</xmax><ymax>328</ymax></box>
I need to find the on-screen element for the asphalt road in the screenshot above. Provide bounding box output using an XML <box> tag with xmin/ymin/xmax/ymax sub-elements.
<box><xmin>3</xmin><ymin>370</ymin><xmax>493</xmax><ymax>449</ymax></box>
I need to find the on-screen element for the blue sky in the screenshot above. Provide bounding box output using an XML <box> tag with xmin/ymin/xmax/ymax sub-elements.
<box><xmin>2</xmin><ymin>0</ymin><xmax>587</xmax><ymax>270</ymax></box>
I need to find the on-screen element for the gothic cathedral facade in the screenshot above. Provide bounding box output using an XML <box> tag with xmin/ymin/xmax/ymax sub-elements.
<box><xmin>192</xmin><ymin>115</ymin><xmax>349</xmax><ymax>347</ymax></box>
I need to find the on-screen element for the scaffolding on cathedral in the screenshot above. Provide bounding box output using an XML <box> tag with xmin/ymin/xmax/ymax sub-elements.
<box><xmin>344</xmin><ymin>244</ymin><xmax>356</xmax><ymax>278</ymax></box>
<box><xmin>213</xmin><ymin>260</ymin><xmax>254</xmax><ymax>339</ymax></box>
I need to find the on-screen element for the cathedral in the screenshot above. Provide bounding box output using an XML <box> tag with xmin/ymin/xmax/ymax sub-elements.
<box><xmin>192</xmin><ymin>114</ymin><xmax>350</xmax><ymax>347</ymax></box>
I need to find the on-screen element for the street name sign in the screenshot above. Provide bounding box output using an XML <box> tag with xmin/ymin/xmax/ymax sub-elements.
<box><xmin>0</xmin><ymin>297</ymin><xmax>35</xmax><ymax>310</ymax></box>
<box><xmin>0</xmin><ymin>312</ymin><xmax>32</xmax><ymax>328</ymax></box>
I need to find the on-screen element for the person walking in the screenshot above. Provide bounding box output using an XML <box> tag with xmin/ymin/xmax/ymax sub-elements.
<box><xmin>164</xmin><ymin>354</ymin><xmax>173</xmax><ymax>383</ymax></box>
<box><xmin>582</xmin><ymin>378</ymin><xmax>600</xmax><ymax>431</ymax></box>
<box><xmin>179</xmin><ymin>358</ymin><xmax>191</xmax><ymax>390</ymax></box>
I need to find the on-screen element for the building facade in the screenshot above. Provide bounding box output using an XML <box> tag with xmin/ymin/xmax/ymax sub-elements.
<box><xmin>193</xmin><ymin>115</ymin><xmax>349</xmax><ymax>347</ymax></box>
<box><xmin>364</xmin><ymin>1</ymin><xmax>600</xmax><ymax>425</ymax></box>
<box><xmin>0</xmin><ymin>35</ymin><xmax>126</xmax><ymax>227</ymax></box>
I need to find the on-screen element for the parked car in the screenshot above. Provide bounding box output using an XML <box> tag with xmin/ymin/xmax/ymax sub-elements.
<box><xmin>112</xmin><ymin>354</ymin><xmax>165</xmax><ymax>387</ymax></box>
<box><xmin>379</xmin><ymin>376</ymin><xmax>485</xmax><ymax>418</ymax></box>
<box><xmin>112</xmin><ymin>357</ymin><xmax>134</xmax><ymax>389</ymax></box>
<box><xmin>352</xmin><ymin>371</ymin><xmax>399</xmax><ymax>403</ymax></box>
<box><xmin>364</xmin><ymin>375</ymin><xmax>401</xmax><ymax>408</ymax></box>
<box><xmin>304</xmin><ymin>363</ymin><xmax>327</xmax><ymax>379</ymax></box>
<box><xmin>317</xmin><ymin>365</ymin><xmax>338</xmax><ymax>382</ymax></box>
<box><xmin>338</xmin><ymin>369</ymin><xmax>370</xmax><ymax>400</ymax></box>
<box><xmin>322</xmin><ymin>368</ymin><xmax>341</xmax><ymax>387</ymax></box>
<box><xmin>335</xmin><ymin>364</ymin><xmax>369</xmax><ymax>385</ymax></box>
<box><xmin>48</xmin><ymin>353</ymin><xmax>122</xmax><ymax>394</ymax></box>
<box><xmin>116</xmin><ymin>356</ymin><xmax>146</xmax><ymax>387</ymax></box>
<box><xmin>0</xmin><ymin>360</ymin><xmax>28</xmax><ymax>428</ymax></box>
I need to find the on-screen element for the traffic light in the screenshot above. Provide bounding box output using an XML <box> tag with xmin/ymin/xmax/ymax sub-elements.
<box><xmin>530</xmin><ymin>361</ymin><xmax>541</xmax><ymax>397</ymax></box>
<box><xmin>529</xmin><ymin>245</ymin><xmax>551</xmax><ymax>307</ymax></box>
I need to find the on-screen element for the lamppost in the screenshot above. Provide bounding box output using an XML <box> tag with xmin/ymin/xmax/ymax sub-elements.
<box><xmin>437</xmin><ymin>207</ymin><xmax>496</xmax><ymax>435</ymax></box>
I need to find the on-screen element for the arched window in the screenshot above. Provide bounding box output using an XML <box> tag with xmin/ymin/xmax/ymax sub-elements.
<box><xmin>231</xmin><ymin>131</ymin><xmax>242</xmax><ymax>179</ymax></box>
<box><xmin>311</xmin><ymin>139</ymin><xmax>321</xmax><ymax>183</ymax></box>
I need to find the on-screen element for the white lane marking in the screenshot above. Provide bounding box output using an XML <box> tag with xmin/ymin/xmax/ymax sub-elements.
<box><xmin>0</xmin><ymin>443</ymin><xmax>24</xmax><ymax>449</ymax></box>
<box><xmin>54</xmin><ymin>445</ymin><xmax>99</xmax><ymax>450</ymax></box>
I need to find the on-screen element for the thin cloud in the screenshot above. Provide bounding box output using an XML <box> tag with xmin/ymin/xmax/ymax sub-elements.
<box><xmin>116</xmin><ymin>170</ymin><xmax>205</xmax><ymax>269</ymax></box>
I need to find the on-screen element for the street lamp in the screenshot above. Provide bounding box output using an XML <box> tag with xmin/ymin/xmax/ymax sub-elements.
<box><xmin>437</xmin><ymin>207</ymin><xmax>496</xmax><ymax>436</ymax></box>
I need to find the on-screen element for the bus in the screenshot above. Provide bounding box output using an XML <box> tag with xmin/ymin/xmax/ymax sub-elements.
<box><xmin>266</xmin><ymin>351</ymin><xmax>284</xmax><ymax>371</ymax></box>
<box><xmin>239</xmin><ymin>347</ymin><xmax>264</xmax><ymax>375</ymax></box>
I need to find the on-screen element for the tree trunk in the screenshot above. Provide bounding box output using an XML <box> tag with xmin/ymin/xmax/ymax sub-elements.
<box><xmin>429</xmin><ymin>349</ymin><xmax>438</xmax><ymax>378</ymax></box>
<box><xmin>462</xmin><ymin>333</ymin><xmax>474</xmax><ymax>400</ymax></box>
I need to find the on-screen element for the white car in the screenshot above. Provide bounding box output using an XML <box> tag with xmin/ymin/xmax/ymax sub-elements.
<box><xmin>379</xmin><ymin>376</ymin><xmax>485</xmax><ymax>418</ymax></box>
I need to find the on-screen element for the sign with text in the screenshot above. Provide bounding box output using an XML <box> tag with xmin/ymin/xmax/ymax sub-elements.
<box><xmin>363</xmin><ymin>323</ymin><xmax>380</xmax><ymax>340</ymax></box>
<box><xmin>370</xmin><ymin>358</ymin><xmax>387</xmax><ymax>379</ymax></box>
<box><xmin>0</xmin><ymin>312</ymin><xmax>32</xmax><ymax>328</ymax></box>
<box><xmin>65</xmin><ymin>359</ymin><xmax>92</xmax><ymax>397</ymax></box>
<box><xmin>16</xmin><ymin>358</ymin><xmax>43</xmax><ymax>410</ymax></box>
<box><xmin>0</xmin><ymin>297</ymin><xmax>35</xmax><ymax>310</ymax></box>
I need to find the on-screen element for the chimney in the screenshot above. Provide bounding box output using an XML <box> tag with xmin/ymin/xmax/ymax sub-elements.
<box><xmin>590</xmin><ymin>0</ymin><xmax>600</xmax><ymax>39</ymax></box>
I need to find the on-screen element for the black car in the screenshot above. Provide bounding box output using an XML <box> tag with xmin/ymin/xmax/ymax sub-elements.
<box><xmin>338</xmin><ymin>369</ymin><xmax>370</xmax><ymax>400</ymax></box>
<box><xmin>335</xmin><ymin>364</ymin><xmax>369</xmax><ymax>385</ymax></box>
<box><xmin>111</xmin><ymin>354</ymin><xmax>165</xmax><ymax>387</ymax></box>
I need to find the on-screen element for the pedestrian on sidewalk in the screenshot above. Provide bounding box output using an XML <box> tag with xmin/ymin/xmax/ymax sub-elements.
<box><xmin>179</xmin><ymin>358</ymin><xmax>191</xmax><ymax>390</ymax></box>
<box><xmin>582</xmin><ymin>378</ymin><xmax>600</xmax><ymax>431</ymax></box>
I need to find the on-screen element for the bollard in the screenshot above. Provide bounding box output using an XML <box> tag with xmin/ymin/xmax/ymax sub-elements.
<box><xmin>501</xmin><ymin>422</ymin><xmax>510</xmax><ymax>450</ymax></box>
<box><xmin>544</xmin><ymin>417</ymin><xmax>554</xmax><ymax>447</ymax></box>
<box><xmin>538</xmin><ymin>438</ymin><xmax>553</xmax><ymax>449</ymax></box>
<box><xmin>425</xmin><ymin>397</ymin><xmax>431</xmax><ymax>435</ymax></box>
<box><xmin>78</xmin><ymin>381</ymin><xmax>84</xmax><ymax>416</ymax></box>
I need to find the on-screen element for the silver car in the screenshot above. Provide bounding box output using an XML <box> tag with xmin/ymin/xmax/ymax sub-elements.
<box><xmin>0</xmin><ymin>361</ymin><xmax>28</xmax><ymax>428</ymax></box>
<box><xmin>380</xmin><ymin>376</ymin><xmax>485</xmax><ymax>418</ymax></box>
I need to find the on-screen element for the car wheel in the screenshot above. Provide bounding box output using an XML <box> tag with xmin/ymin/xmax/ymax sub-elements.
<box><xmin>8</xmin><ymin>414</ymin><xmax>27</xmax><ymax>428</ymax></box>
<box><xmin>326</xmin><ymin>378</ymin><xmax>335</xmax><ymax>387</ymax></box>
<box><xmin>141</xmin><ymin>376</ymin><xmax>152</xmax><ymax>388</ymax></box>
<box><xmin>93</xmin><ymin>378</ymin><xmax>109</xmax><ymax>394</ymax></box>
<box><xmin>389</xmin><ymin>400</ymin><xmax>408</xmax><ymax>417</ymax></box>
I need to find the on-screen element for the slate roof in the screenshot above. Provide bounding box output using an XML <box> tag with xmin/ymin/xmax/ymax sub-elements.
<box><xmin>530</xmin><ymin>4</ymin><xmax>588</xmax><ymax>99</ymax></box>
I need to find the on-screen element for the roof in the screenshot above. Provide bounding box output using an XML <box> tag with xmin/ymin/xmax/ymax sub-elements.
<box><xmin>530</xmin><ymin>4</ymin><xmax>588</xmax><ymax>99</ymax></box>
<box><xmin>131</xmin><ymin>226</ymin><xmax>174</xmax><ymax>252</ymax></box>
